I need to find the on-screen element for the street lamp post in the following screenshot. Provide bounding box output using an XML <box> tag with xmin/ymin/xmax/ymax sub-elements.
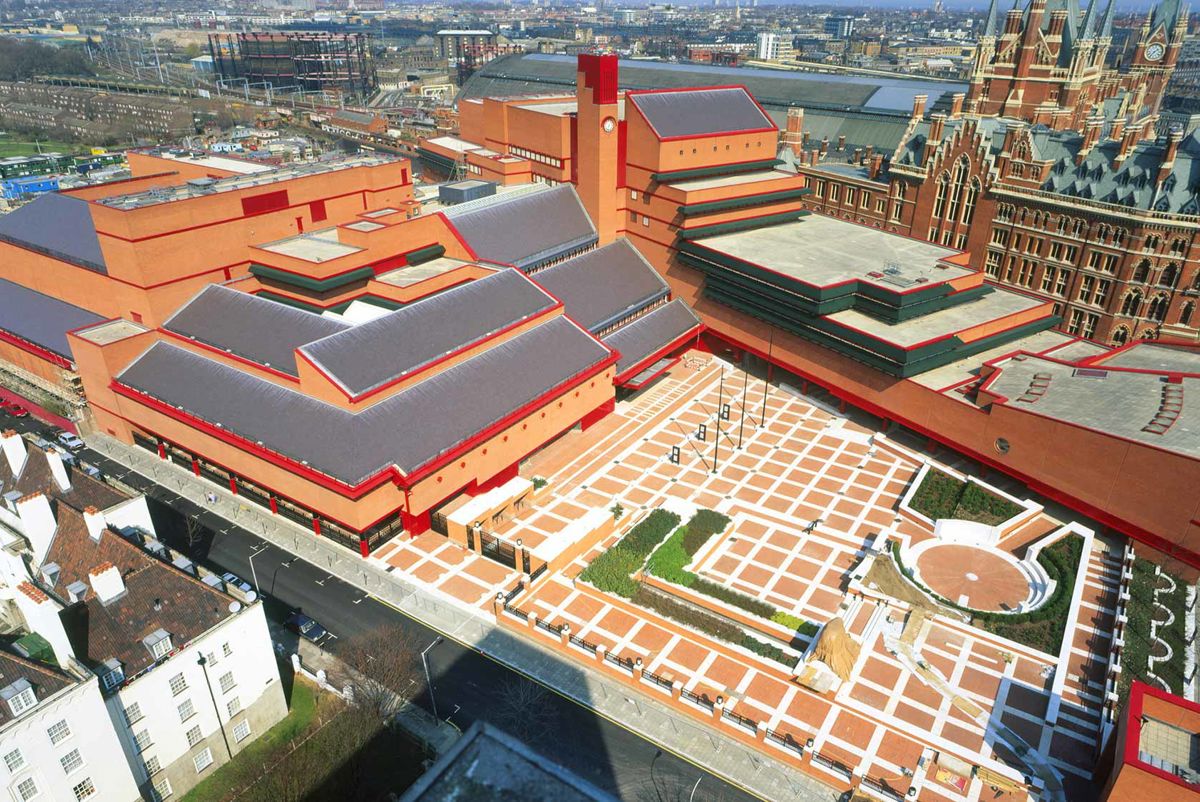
<box><xmin>197</xmin><ymin>655</ymin><xmax>233</xmax><ymax>760</ymax></box>
<box><xmin>421</xmin><ymin>637</ymin><xmax>444</xmax><ymax>719</ymax></box>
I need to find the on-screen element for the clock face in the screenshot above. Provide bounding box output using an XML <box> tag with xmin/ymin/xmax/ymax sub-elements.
<box><xmin>602</xmin><ymin>117</ymin><xmax>616</xmax><ymax>133</ymax></box>
<box><xmin>1146</xmin><ymin>42</ymin><xmax>1165</xmax><ymax>62</ymax></box>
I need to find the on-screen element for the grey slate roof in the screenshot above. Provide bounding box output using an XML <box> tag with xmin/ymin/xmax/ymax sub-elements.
<box><xmin>163</xmin><ymin>284</ymin><xmax>349</xmax><ymax>377</ymax></box>
<box><xmin>532</xmin><ymin>240</ymin><xmax>669</xmax><ymax>333</ymax></box>
<box><xmin>118</xmin><ymin>318</ymin><xmax>611</xmax><ymax>483</ymax></box>
<box><xmin>300</xmin><ymin>269</ymin><xmax>558</xmax><ymax>397</ymax></box>
<box><xmin>602</xmin><ymin>299</ymin><xmax>703</xmax><ymax>377</ymax></box>
<box><xmin>459</xmin><ymin>54</ymin><xmax>967</xmax><ymax>115</ymax></box>
<box><xmin>628</xmin><ymin>88</ymin><xmax>773</xmax><ymax>139</ymax></box>
<box><xmin>0</xmin><ymin>278</ymin><xmax>105</xmax><ymax>360</ymax></box>
<box><xmin>0</xmin><ymin>193</ymin><xmax>107</xmax><ymax>273</ymax></box>
<box><xmin>442</xmin><ymin>185</ymin><xmax>597</xmax><ymax>271</ymax></box>
<box><xmin>768</xmin><ymin>107</ymin><xmax>925</xmax><ymax>158</ymax></box>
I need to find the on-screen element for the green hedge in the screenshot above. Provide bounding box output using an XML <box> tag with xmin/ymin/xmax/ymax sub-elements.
<box><xmin>908</xmin><ymin>469</ymin><xmax>1022</xmax><ymax>526</ymax></box>
<box><xmin>579</xmin><ymin>509</ymin><xmax>681</xmax><ymax>598</ymax></box>
<box><xmin>631</xmin><ymin>585</ymin><xmax>792</xmax><ymax>666</ymax></box>
<box><xmin>893</xmin><ymin>535</ymin><xmax>1084</xmax><ymax>655</ymax></box>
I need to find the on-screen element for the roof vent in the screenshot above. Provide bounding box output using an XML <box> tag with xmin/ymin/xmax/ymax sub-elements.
<box><xmin>66</xmin><ymin>581</ymin><xmax>88</xmax><ymax>603</ymax></box>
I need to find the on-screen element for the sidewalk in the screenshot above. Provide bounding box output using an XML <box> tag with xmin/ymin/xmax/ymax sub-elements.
<box><xmin>89</xmin><ymin>434</ymin><xmax>837</xmax><ymax>802</ymax></box>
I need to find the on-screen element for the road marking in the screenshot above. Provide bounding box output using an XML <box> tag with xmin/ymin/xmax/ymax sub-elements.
<box><xmin>315</xmin><ymin>573</ymin><xmax>335</xmax><ymax>586</ymax></box>
<box><xmin>368</xmin><ymin>595</ymin><xmax>772</xmax><ymax>802</ymax></box>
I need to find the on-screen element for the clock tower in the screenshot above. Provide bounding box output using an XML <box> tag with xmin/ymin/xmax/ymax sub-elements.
<box><xmin>575</xmin><ymin>53</ymin><xmax>620</xmax><ymax>245</ymax></box>
<box><xmin>1124</xmin><ymin>0</ymin><xmax>1187</xmax><ymax>119</ymax></box>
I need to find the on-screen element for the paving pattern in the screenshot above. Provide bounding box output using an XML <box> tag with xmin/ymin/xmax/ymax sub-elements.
<box><xmin>915</xmin><ymin>544</ymin><xmax>1031</xmax><ymax>612</ymax></box>
<box><xmin>367</xmin><ymin>353</ymin><xmax>1114</xmax><ymax>801</ymax></box>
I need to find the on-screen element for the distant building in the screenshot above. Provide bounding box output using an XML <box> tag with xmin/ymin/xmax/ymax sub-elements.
<box><xmin>207</xmin><ymin>32</ymin><xmax>376</xmax><ymax>96</ymax></box>
<box><xmin>755</xmin><ymin>32</ymin><xmax>794</xmax><ymax>62</ymax></box>
<box><xmin>824</xmin><ymin>15</ymin><xmax>855</xmax><ymax>40</ymax></box>
<box><xmin>436</xmin><ymin>30</ymin><xmax>497</xmax><ymax>63</ymax></box>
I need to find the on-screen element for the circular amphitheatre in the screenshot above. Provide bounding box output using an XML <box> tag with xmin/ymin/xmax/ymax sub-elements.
<box><xmin>913</xmin><ymin>543</ymin><xmax>1033</xmax><ymax>612</ymax></box>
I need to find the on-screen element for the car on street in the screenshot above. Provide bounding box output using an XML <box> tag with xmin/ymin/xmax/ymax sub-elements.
<box><xmin>0</xmin><ymin>402</ymin><xmax>28</xmax><ymax>418</ymax></box>
<box><xmin>285</xmin><ymin>612</ymin><xmax>328</xmax><ymax>643</ymax></box>
<box><xmin>222</xmin><ymin>572</ymin><xmax>254</xmax><ymax>595</ymax></box>
<box><xmin>57</xmin><ymin>432</ymin><xmax>85</xmax><ymax>452</ymax></box>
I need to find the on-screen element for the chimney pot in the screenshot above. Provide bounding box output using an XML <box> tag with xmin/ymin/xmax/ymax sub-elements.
<box><xmin>837</xmin><ymin>135</ymin><xmax>846</xmax><ymax>150</ymax></box>
<box><xmin>88</xmin><ymin>563</ymin><xmax>126</xmax><ymax>605</ymax></box>
<box><xmin>912</xmin><ymin>94</ymin><xmax>928</xmax><ymax>119</ymax></box>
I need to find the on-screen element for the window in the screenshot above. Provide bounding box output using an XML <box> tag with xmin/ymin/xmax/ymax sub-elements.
<box><xmin>829</xmin><ymin>184</ymin><xmax>839</xmax><ymax>202</ymax></box>
<box><xmin>233</xmin><ymin>719</ymin><xmax>252</xmax><ymax>743</ymax></box>
<box><xmin>227</xmin><ymin>697</ymin><xmax>241</xmax><ymax>717</ymax></box>
<box><xmin>630</xmin><ymin>190</ymin><xmax>638</xmax><ymax>200</ymax></box>
<box><xmin>124</xmin><ymin>702</ymin><xmax>144</xmax><ymax>727</ymax></box>
<box><xmin>860</xmin><ymin>191</ymin><xmax>870</xmax><ymax>209</ymax></box>
<box><xmin>60</xmin><ymin>748</ymin><xmax>83</xmax><ymax>775</ymax></box>
<box><xmin>219</xmin><ymin>672</ymin><xmax>235</xmax><ymax>694</ymax></box>
<box><xmin>1096</xmin><ymin>280</ymin><xmax>1112</xmax><ymax>307</ymax></box>
<box><xmin>71</xmin><ymin>778</ymin><xmax>95</xmax><ymax>801</ymax></box>
<box><xmin>932</xmin><ymin>172</ymin><xmax>948</xmax><ymax>218</ymax></box>
<box><xmin>845</xmin><ymin>187</ymin><xmax>856</xmax><ymax>205</ymax></box>
<box><xmin>1068</xmin><ymin>309</ymin><xmax>1085</xmax><ymax>335</ymax></box>
<box><xmin>1055</xmin><ymin>270</ymin><xmax>1071</xmax><ymax>296</ymax></box>
<box><xmin>145</xmin><ymin>630</ymin><xmax>172</xmax><ymax>661</ymax></box>
<box><xmin>134</xmin><ymin>729</ymin><xmax>152</xmax><ymax>753</ymax></box>
<box><xmin>206</xmin><ymin>651</ymin><xmax>219</xmax><ymax>668</ymax></box>
<box><xmin>186</xmin><ymin>726</ymin><xmax>202</xmax><ymax>748</ymax></box>
<box><xmin>144</xmin><ymin>755</ymin><xmax>161</xmax><ymax>775</ymax></box>
<box><xmin>1041</xmin><ymin>266</ymin><xmax>1056</xmax><ymax>293</ymax></box>
<box><xmin>3</xmin><ymin>679</ymin><xmax>36</xmax><ymax>717</ymax></box>
<box><xmin>46</xmin><ymin>721</ymin><xmax>70</xmax><ymax>746</ymax></box>
<box><xmin>169</xmin><ymin>674</ymin><xmax>187</xmax><ymax>696</ymax></box>
<box><xmin>991</xmin><ymin>228</ymin><xmax>1009</xmax><ymax>247</ymax></box>
<box><xmin>1078</xmin><ymin>275</ymin><xmax>1095</xmax><ymax>303</ymax></box>
<box><xmin>152</xmin><ymin>777</ymin><xmax>173</xmax><ymax>801</ymax></box>
<box><xmin>16</xmin><ymin>778</ymin><xmax>37</xmax><ymax>801</ymax></box>
<box><xmin>4</xmin><ymin>748</ymin><xmax>24</xmax><ymax>772</ymax></box>
<box><xmin>641</xmin><ymin>215</ymin><xmax>649</xmax><ymax>227</ymax></box>
<box><xmin>101</xmin><ymin>667</ymin><xmax>123</xmax><ymax>691</ymax></box>
<box><xmin>194</xmin><ymin>748</ymin><xmax>214</xmax><ymax>774</ymax></box>
<box><xmin>178</xmin><ymin>699</ymin><xmax>196</xmax><ymax>722</ymax></box>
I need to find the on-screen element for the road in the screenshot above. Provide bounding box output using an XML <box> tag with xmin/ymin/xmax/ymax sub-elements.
<box><xmin>7</xmin><ymin>414</ymin><xmax>763</xmax><ymax>802</ymax></box>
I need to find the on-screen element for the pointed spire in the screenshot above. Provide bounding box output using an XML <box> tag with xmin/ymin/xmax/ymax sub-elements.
<box><xmin>985</xmin><ymin>0</ymin><xmax>1003</xmax><ymax>35</ymax></box>
<box><xmin>1080</xmin><ymin>0</ymin><xmax>1099</xmax><ymax>37</ymax></box>
<box><xmin>1100</xmin><ymin>0</ymin><xmax>1116</xmax><ymax>36</ymax></box>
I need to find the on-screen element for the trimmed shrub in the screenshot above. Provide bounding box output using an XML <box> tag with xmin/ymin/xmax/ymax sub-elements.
<box><xmin>909</xmin><ymin>469</ymin><xmax>1022</xmax><ymax>526</ymax></box>
<box><xmin>579</xmin><ymin>509</ymin><xmax>680</xmax><ymax>598</ymax></box>
<box><xmin>909</xmin><ymin>469</ymin><xmax>961</xmax><ymax>521</ymax></box>
<box><xmin>631</xmin><ymin>585</ymin><xmax>791</xmax><ymax>666</ymax></box>
<box><xmin>682</xmin><ymin>509</ymin><xmax>732</xmax><ymax>553</ymax></box>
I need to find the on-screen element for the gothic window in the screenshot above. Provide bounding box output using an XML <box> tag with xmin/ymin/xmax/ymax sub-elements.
<box><xmin>1097</xmin><ymin>223</ymin><xmax>1110</xmax><ymax>241</ymax></box>
<box><xmin>1112</xmin><ymin>326</ymin><xmax>1130</xmax><ymax>346</ymax></box>
<box><xmin>1161</xmin><ymin>263</ymin><xmax>1180</xmax><ymax>287</ymax></box>
<box><xmin>1181</xmin><ymin>301</ymin><xmax>1195</xmax><ymax>327</ymax></box>
<box><xmin>1171</xmin><ymin>237</ymin><xmax>1188</xmax><ymax>255</ymax></box>
<box><xmin>961</xmin><ymin>179</ymin><xmax>981</xmax><ymax>225</ymax></box>
<box><xmin>1133</xmin><ymin>260</ymin><xmax>1151</xmax><ymax>283</ymax></box>
<box><xmin>1148</xmin><ymin>293</ymin><xmax>1170</xmax><ymax>322</ymax></box>
<box><xmin>932</xmin><ymin>172</ymin><xmax>950</xmax><ymax>219</ymax></box>
<box><xmin>1113</xmin><ymin>228</ymin><xmax>1128</xmax><ymax>245</ymax></box>
<box><xmin>1121</xmin><ymin>289</ymin><xmax>1143</xmax><ymax>316</ymax></box>
<box><xmin>946</xmin><ymin>157</ymin><xmax>970</xmax><ymax>223</ymax></box>
<box><xmin>1073</xmin><ymin>219</ymin><xmax>1086</xmax><ymax>237</ymax></box>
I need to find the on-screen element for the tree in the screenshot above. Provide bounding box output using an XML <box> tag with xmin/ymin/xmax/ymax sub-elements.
<box><xmin>492</xmin><ymin>678</ymin><xmax>558</xmax><ymax>746</ymax></box>
<box><xmin>338</xmin><ymin>625</ymin><xmax>423</xmax><ymax>722</ymax></box>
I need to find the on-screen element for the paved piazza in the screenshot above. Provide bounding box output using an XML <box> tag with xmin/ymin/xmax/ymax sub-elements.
<box><xmin>370</xmin><ymin>353</ymin><xmax>1121</xmax><ymax>801</ymax></box>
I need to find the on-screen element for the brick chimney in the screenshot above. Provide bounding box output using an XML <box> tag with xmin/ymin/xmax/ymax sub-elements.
<box><xmin>911</xmin><ymin>94</ymin><xmax>928</xmax><ymax>120</ymax></box>
<box><xmin>1005</xmin><ymin>8</ymin><xmax>1023</xmax><ymax>35</ymax></box>
<box><xmin>949</xmin><ymin>93</ymin><xmax>965</xmax><ymax>117</ymax></box>
<box><xmin>929</xmin><ymin>114</ymin><xmax>947</xmax><ymax>144</ymax></box>
<box><xmin>1110</xmin><ymin>117</ymin><xmax>1126</xmax><ymax>143</ymax></box>
<box><xmin>1077</xmin><ymin>115</ymin><xmax>1105</xmax><ymax>164</ymax></box>
<box><xmin>868</xmin><ymin>153</ymin><xmax>885</xmax><ymax>180</ymax></box>
<box><xmin>836</xmin><ymin>135</ymin><xmax>846</xmax><ymax>151</ymax></box>
<box><xmin>1159</xmin><ymin>127</ymin><xmax>1184</xmax><ymax>183</ymax></box>
<box><xmin>783</xmin><ymin>108</ymin><xmax>804</xmax><ymax>156</ymax></box>
<box><xmin>88</xmin><ymin>562</ymin><xmax>126</xmax><ymax>605</ymax></box>
<box><xmin>819</xmin><ymin>137</ymin><xmax>829</xmax><ymax>156</ymax></box>
<box><xmin>801</xmin><ymin>130</ymin><xmax>810</xmax><ymax>147</ymax></box>
<box><xmin>1048</xmin><ymin>10</ymin><xmax>1068</xmax><ymax>37</ymax></box>
<box><xmin>853</xmin><ymin>147</ymin><xmax>863</xmax><ymax>164</ymax></box>
<box><xmin>1116</xmin><ymin>121</ymin><xmax>1142</xmax><ymax>165</ymax></box>
<box><xmin>1</xmin><ymin>429</ymin><xmax>26</xmax><ymax>476</ymax></box>
<box><xmin>83</xmin><ymin>506</ymin><xmax>107</xmax><ymax>543</ymax></box>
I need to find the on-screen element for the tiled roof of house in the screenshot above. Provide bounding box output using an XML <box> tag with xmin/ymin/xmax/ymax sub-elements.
<box><xmin>0</xmin><ymin>650</ymin><xmax>75</xmax><ymax>729</ymax></box>
<box><xmin>0</xmin><ymin>445</ymin><xmax>126</xmax><ymax>514</ymax></box>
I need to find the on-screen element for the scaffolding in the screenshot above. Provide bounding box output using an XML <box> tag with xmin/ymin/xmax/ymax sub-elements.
<box><xmin>208</xmin><ymin>31</ymin><xmax>376</xmax><ymax>98</ymax></box>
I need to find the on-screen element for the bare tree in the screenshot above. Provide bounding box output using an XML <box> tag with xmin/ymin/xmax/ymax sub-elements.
<box><xmin>338</xmin><ymin>625</ymin><xmax>423</xmax><ymax>722</ymax></box>
<box><xmin>637</xmin><ymin>765</ymin><xmax>728</xmax><ymax>802</ymax></box>
<box><xmin>492</xmin><ymin>678</ymin><xmax>558</xmax><ymax>746</ymax></box>
<box><xmin>182</xmin><ymin>514</ymin><xmax>208</xmax><ymax>557</ymax></box>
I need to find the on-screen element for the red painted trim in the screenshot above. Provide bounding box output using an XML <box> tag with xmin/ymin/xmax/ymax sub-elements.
<box><xmin>246</xmin><ymin>253</ymin><xmax>379</xmax><ymax>283</ymax></box>
<box><xmin>437</xmin><ymin>211</ymin><xmax>480</xmax><ymax>261</ymax></box>
<box><xmin>0</xmin><ymin>387</ymin><xmax>76</xmax><ymax>433</ymax></box>
<box><xmin>615</xmin><ymin>322</ymin><xmax>705</xmax><ymax>384</ymax></box>
<box><xmin>92</xmin><ymin>180</ymin><xmax>413</xmax><ymax>244</ymax></box>
<box><xmin>297</xmin><ymin>298</ymin><xmax>562</xmax><ymax>403</ymax></box>
<box><xmin>626</xmin><ymin>155</ymin><xmax>783</xmax><ymax>180</ymax></box>
<box><xmin>0</xmin><ymin>329</ymin><xmax>72</xmax><ymax>370</ymax></box>
<box><xmin>703</xmin><ymin>328</ymin><xmax>1200</xmax><ymax>570</ymax></box>
<box><xmin>161</xmin><ymin>329</ymin><xmax>300</xmax><ymax>383</ymax></box>
<box><xmin>1124</xmin><ymin>681</ymin><xmax>1200</xmax><ymax>792</ymax></box>
<box><xmin>622</xmin><ymin>356</ymin><xmax>681</xmax><ymax>390</ymax></box>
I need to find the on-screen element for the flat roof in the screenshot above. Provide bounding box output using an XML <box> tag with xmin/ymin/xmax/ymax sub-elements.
<box><xmin>693</xmin><ymin>215</ymin><xmax>971</xmax><ymax>289</ymax></box>
<box><xmin>376</xmin><ymin>256</ymin><xmax>485</xmax><ymax>287</ymax></box>
<box><xmin>149</xmin><ymin>151</ymin><xmax>273</xmax><ymax>175</ymax></box>
<box><xmin>985</xmin><ymin>356</ymin><xmax>1200</xmax><ymax>458</ymax></box>
<box><xmin>258</xmin><ymin>228</ymin><xmax>363</xmax><ymax>263</ymax></box>
<box><xmin>97</xmin><ymin>155</ymin><xmax>392</xmax><ymax>210</ymax></box>
<box><xmin>827</xmin><ymin>289</ymin><xmax>1044</xmax><ymax>347</ymax></box>
<box><xmin>666</xmin><ymin>169</ymin><xmax>795</xmax><ymax>192</ymax></box>
<box><xmin>344</xmin><ymin>220</ymin><xmax>385</xmax><ymax>232</ymax></box>
<box><xmin>1098</xmin><ymin>343</ymin><xmax>1200</xmax><ymax>375</ymax></box>
<box><xmin>423</xmin><ymin>135</ymin><xmax>481</xmax><ymax>154</ymax></box>
<box><xmin>73</xmin><ymin>319</ymin><xmax>150</xmax><ymax>346</ymax></box>
<box><xmin>909</xmin><ymin>329</ymin><xmax>1071</xmax><ymax>391</ymax></box>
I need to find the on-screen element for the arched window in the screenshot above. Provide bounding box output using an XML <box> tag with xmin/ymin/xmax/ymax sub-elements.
<box><xmin>946</xmin><ymin>157</ymin><xmax>970</xmax><ymax>223</ymax></box>
<box><xmin>1097</xmin><ymin>223</ymin><xmax>1110</xmax><ymax>241</ymax></box>
<box><xmin>1074</xmin><ymin>219</ymin><xmax>1085</xmax><ymax>237</ymax></box>
<box><xmin>1181</xmin><ymin>301</ymin><xmax>1195</xmax><ymax>327</ymax></box>
<box><xmin>1161</xmin><ymin>263</ymin><xmax>1179</xmax><ymax>287</ymax></box>
<box><xmin>1141</xmin><ymin>327</ymin><xmax>1158</xmax><ymax>340</ymax></box>
<box><xmin>1148</xmin><ymin>294</ymin><xmax>1170</xmax><ymax>322</ymax></box>
<box><xmin>1113</xmin><ymin>228</ymin><xmax>1127</xmax><ymax>245</ymax></box>
<box><xmin>932</xmin><ymin>172</ymin><xmax>949</xmax><ymax>219</ymax></box>
<box><xmin>961</xmin><ymin>178</ymin><xmax>980</xmax><ymax>225</ymax></box>
<box><xmin>1121</xmin><ymin>290</ymin><xmax>1143</xmax><ymax>316</ymax></box>
<box><xmin>1171</xmin><ymin>237</ymin><xmax>1188</xmax><ymax>255</ymax></box>
<box><xmin>1112</xmin><ymin>326</ymin><xmax>1130</xmax><ymax>346</ymax></box>
<box><xmin>1133</xmin><ymin>260</ymin><xmax>1151</xmax><ymax>283</ymax></box>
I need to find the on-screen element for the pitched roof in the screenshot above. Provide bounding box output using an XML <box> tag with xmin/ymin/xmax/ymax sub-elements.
<box><xmin>0</xmin><ymin>278</ymin><xmax>106</xmax><ymax>360</ymax></box>
<box><xmin>629</xmin><ymin>87</ymin><xmax>774</xmax><ymax>139</ymax></box>
<box><xmin>532</xmin><ymin>240</ymin><xmax>669</xmax><ymax>333</ymax></box>
<box><xmin>299</xmin><ymin>269</ymin><xmax>558</xmax><ymax>397</ymax></box>
<box><xmin>0</xmin><ymin>444</ymin><xmax>126</xmax><ymax>514</ymax></box>
<box><xmin>45</xmin><ymin>504</ymin><xmax>231</xmax><ymax>680</ymax></box>
<box><xmin>442</xmin><ymin>185</ymin><xmax>597</xmax><ymax>271</ymax></box>
<box><xmin>118</xmin><ymin>317</ymin><xmax>612</xmax><ymax>483</ymax></box>
<box><xmin>0</xmin><ymin>650</ymin><xmax>75</xmax><ymax>728</ymax></box>
<box><xmin>164</xmin><ymin>284</ymin><xmax>349</xmax><ymax>377</ymax></box>
<box><xmin>0</xmin><ymin>193</ymin><xmax>107</xmax><ymax>273</ymax></box>
<box><xmin>602</xmin><ymin>299</ymin><xmax>703</xmax><ymax>377</ymax></box>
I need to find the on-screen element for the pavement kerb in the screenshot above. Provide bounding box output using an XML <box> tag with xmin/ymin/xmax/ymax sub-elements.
<box><xmin>89</xmin><ymin>435</ymin><xmax>837</xmax><ymax>802</ymax></box>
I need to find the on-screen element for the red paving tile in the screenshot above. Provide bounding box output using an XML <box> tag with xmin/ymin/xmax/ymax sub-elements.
<box><xmin>917</xmin><ymin>545</ymin><xmax>1032</xmax><ymax>611</ymax></box>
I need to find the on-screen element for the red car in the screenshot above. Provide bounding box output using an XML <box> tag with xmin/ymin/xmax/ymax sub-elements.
<box><xmin>0</xmin><ymin>402</ymin><xmax>28</xmax><ymax>418</ymax></box>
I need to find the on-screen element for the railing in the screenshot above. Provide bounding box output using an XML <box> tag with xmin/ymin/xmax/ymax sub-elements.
<box><xmin>722</xmin><ymin>708</ymin><xmax>757</xmax><ymax>732</ymax></box>
<box><xmin>859</xmin><ymin>777</ymin><xmax>907</xmax><ymax>801</ymax></box>
<box><xmin>529</xmin><ymin>562</ymin><xmax>548</xmax><ymax>583</ymax></box>
<box><xmin>503</xmin><ymin>581</ymin><xmax>525</xmax><ymax>604</ymax></box>
<box><xmin>568</xmin><ymin>634</ymin><xmax>596</xmax><ymax>654</ymax></box>
<box><xmin>643</xmin><ymin>669</ymin><xmax>674</xmax><ymax>691</ymax></box>
<box><xmin>680</xmin><ymin>687</ymin><xmax>714</xmax><ymax>710</ymax></box>
<box><xmin>811</xmin><ymin>752</ymin><xmax>853</xmax><ymax>780</ymax></box>
<box><xmin>534</xmin><ymin>618</ymin><xmax>560</xmax><ymax>636</ymax></box>
<box><xmin>765</xmin><ymin>728</ymin><xmax>804</xmax><ymax>755</ymax></box>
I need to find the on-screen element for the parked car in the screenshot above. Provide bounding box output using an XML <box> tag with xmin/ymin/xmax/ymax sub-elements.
<box><xmin>57</xmin><ymin>432</ymin><xmax>85</xmax><ymax>452</ymax></box>
<box><xmin>285</xmin><ymin>612</ymin><xmax>328</xmax><ymax>643</ymax></box>
<box><xmin>222</xmin><ymin>572</ymin><xmax>254</xmax><ymax>595</ymax></box>
<box><xmin>0</xmin><ymin>401</ymin><xmax>28</xmax><ymax>417</ymax></box>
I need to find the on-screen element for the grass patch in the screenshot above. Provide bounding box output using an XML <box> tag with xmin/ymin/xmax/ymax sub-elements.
<box><xmin>1119</xmin><ymin>560</ymin><xmax>1188</xmax><ymax>706</ymax></box>
<box><xmin>909</xmin><ymin>469</ymin><xmax>1022</xmax><ymax>526</ymax></box>
<box><xmin>893</xmin><ymin>535</ymin><xmax>1084</xmax><ymax>655</ymax></box>
<box><xmin>0</xmin><ymin>139</ymin><xmax>86</xmax><ymax>158</ymax></box>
